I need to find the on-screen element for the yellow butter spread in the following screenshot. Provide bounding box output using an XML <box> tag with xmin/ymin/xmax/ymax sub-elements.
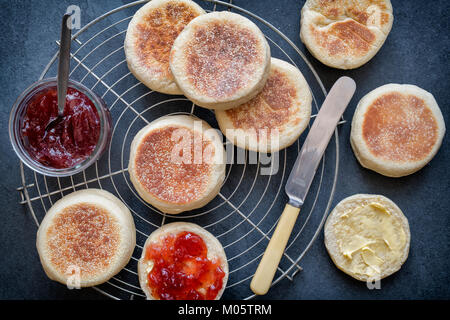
<box><xmin>333</xmin><ymin>202</ymin><xmax>406</xmax><ymax>278</ymax></box>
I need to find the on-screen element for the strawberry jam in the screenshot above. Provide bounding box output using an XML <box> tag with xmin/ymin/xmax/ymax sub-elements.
<box><xmin>21</xmin><ymin>86</ymin><xmax>100</xmax><ymax>169</ymax></box>
<box><xmin>144</xmin><ymin>231</ymin><xmax>225</xmax><ymax>300</ymax></box>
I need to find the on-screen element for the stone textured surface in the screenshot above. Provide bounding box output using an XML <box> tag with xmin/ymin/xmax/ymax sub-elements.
<box><xmin>0</xmin><ymin>0</ymin><xmax>448</xmax><ymax>299</ymax></box>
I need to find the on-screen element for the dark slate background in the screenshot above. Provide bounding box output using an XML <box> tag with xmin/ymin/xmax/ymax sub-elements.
<box><xmin>0</xmin><ymin>0</ymin><xmax>449</xmax><ymax>300</ymax></box>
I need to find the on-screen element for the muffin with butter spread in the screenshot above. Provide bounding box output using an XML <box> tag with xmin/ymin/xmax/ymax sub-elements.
<box><xmin>324</xmin><ymin>194</ymin><xmax>410</xmax><ymax>282</ymax></box>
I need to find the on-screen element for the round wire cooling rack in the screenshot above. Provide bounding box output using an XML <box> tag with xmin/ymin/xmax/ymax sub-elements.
<box><xmin>16</xmin><ymin>0</ymin><xmax>344</xmax><ymax>300</ymax></box>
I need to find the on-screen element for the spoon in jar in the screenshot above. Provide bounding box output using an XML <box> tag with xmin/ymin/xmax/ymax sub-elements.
<box><xmin>44</xmin><ymin>13</ymin><xmax>72</xmax><ymax>134</ymax></box>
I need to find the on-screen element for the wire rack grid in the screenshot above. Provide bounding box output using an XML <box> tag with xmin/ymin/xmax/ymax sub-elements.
<box><xmin>16</xmin><ymin>0</ymin><xmax>343</xmax><ymax>300</ymax></box>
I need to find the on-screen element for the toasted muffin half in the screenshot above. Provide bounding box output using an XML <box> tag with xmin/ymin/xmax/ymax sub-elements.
<box><xmin>128</xmin><ymin>115</ymin><xmax>226</xmax><ymax>214</ymax></box>
<box><xmin>124</xmin><ymin>0</ymin><xmax>205</xmax><ymax>94</ymax></box>
<box><xmin>300</xmin><ymin>0</ymin><xmax>393</xmax><ymax>69</ymax></box>
<box><xmin>324</xmin><ymin>194</ymin><xmax>410</xmax><ymax>282</ymax></box>
<box><xmin>215</xmin><ymin>58</ymin><xmax>312</xmax><ymax>153</ymax></box>
<box><xmin>351</xmin><ymin>84</ymin><xmax>445</xmax><ymax>177</ymax></box>
<box><xmin>138</xmin><ymin>222</ymin><xmax>228</xmax><ymax>300</ymax></box>
<box><xmin>36</xmin><ymin>189</ymin><xmax>136</xmax><ymax>287</ymax></box>
<box><xmin>170</xmin><ymin>11</ymin><xmax>271</xmax><ymax>110</ymax></box>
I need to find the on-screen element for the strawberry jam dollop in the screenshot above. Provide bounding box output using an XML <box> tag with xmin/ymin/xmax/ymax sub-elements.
<box><xmin>144</xmin><ymin>231</ymin><xmax>225</xmax><ymax>300</ymax></box>
<box><xmin>21</xmin><ymin>86</ymin><xmax>100</xmax><ymax>169</ymax></box>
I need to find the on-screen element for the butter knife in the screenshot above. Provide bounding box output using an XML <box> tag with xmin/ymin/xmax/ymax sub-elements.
<box><xmin>250</xmin><ymin>76</ymin><xmax>356</xmax><ymax>295</ymax></box>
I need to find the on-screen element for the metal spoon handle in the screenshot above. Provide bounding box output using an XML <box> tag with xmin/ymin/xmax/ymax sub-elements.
<box><xmin>57</xmin><ymin>14</ymin><xmax>72</xmax><ymax>115</ymax></box>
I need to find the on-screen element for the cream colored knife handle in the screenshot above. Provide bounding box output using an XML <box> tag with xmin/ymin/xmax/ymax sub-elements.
<box><xmin>250</xmin><ymin>203</ymin><xmax>300</xmax><ymax>295</ymax></box>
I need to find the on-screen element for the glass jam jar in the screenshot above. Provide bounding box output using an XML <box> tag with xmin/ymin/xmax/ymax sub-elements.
<box><xmin>9</xmin><ymin>78</ymin><xmax>112</xmax><ymax>177</ymax></box>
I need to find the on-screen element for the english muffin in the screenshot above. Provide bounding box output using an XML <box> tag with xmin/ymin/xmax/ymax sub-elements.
<box><xmin>124</xmin><ymin>0</ymin><xmax>205</xmax><ymax>94</ymax></box>
<box><xmin>324</xmin><ymin>194</ymin><xmax>410</xmax><ymax>282</ymax></box>
<box><xmin>36</xmin><ymin>189</ymin><xmax>136</xmax><ymax>287</ymax></box>
<box><xmin>138</xmin><ymin>222</ymin><xmax>228</xmax><ymax>300</ymax></box>
<box><xmin>215</xmin><ymin>58</ymin><xmax>312</xmax><ymax>153</ymax></box>
<box><xmin>300</xmin><ymin>0</ymin><xmax>394</xmax><ymax>69</ymax></box>
<box><xmin>351</xmin><ymin>84</ymin><xmax>445</xmax><ymax>177</ymax></box>
<box><xmin>128</xmin><ymin>115</ymin><xmax>226</xmax><ymax>214</ymax></box>
<box><xmin>170</xmin><ymin>11</ymin><xmax>271</xmax><ymax>110</ymax></box>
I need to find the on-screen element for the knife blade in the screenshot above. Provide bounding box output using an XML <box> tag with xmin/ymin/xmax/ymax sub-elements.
<box><xmin>285</xmin><ymin>76</ymin><xmax>356</xmax><ymax>207</ymax></box>
<box><xmin>250</xmin><ymin>76</ymin><xmax>356</xmax><ymax>295</ymax></box>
